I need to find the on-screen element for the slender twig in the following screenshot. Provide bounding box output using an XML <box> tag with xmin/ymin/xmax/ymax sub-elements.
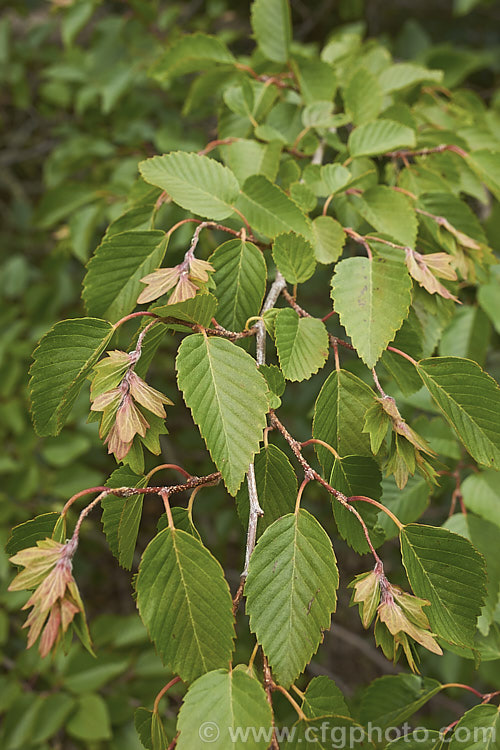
<box><xmin>440</xmin><ymin>683</ymin><xmax>484</xmax><ymax>699</ymax></box>
<box><xmin>242</xmin><ymin>462</ymin><xmax>264</xmax><ymax>578</ymax></box>
<box><xmin>348</xmin><ymin>496</ymin><xmax>404</xmax><ymax>530</ymax></box>
<box><xmin>198</xmin><ymin>137</ymin><xmax>239</xmax><ymax>155</ymax></box>
<box><xmin>385</xmin><ymin>144</ymin><xmax>468</xmax><ymax>160</ymax></box>
<box><xmin>281</xmin><ymin>287</ymin><xmax>310</xmax><ymax>318</ymax></box>
<box><xmin>153</xmin><ymin>676</ymin><xmax>182</xmax><ymax>713</ymax></box>
<box><xmin>145</xmin><ymin>463</ymin><xmax>192</xmax><ymax>482</ymax></box>
<box><xmin>61</xmin><ymin>486</ymin><xmax>109</xmax><ymax>517</ymax></box>
<box><xmin>239</xmin><ymin>272</ymin><xmax>287</xmax><ymax>587</ymax></box>
<box><xmin>386</xmin><ymin>346</ymin><xmax>418</xmax><ymax>366</ymax></box>
<box><xmin>344</xmin><ymin>227</ymin><xmax>373</xmax><ymax>259</ymax></box>
<box><xmin>269</xmin><ymin>412</ymin><xmax>382</xmax><ymax>564</ymax></box>
<box><xmin>66</xmin><ymin>491</ymin><xmax>110</xmax><ymax>555</ymax></box>
<box><xmin>301</xmin><ymin>438</ymin><xmax>340</xmax><ymax>461</ymax></box>
<box><xmin>371</xmin><ymin>368</ymin><xmax>388</xmax><ymax>398</ymax></box>
<box><xmin>113</xmin><ymin>311</ymin><xmax>161</xmax><ymax>331</ymax></box>
<box><xmin>262</xmin><ymin>656</ymin><xmax>280</xmax><ymax>749</ymax></box>
<box><xmin>295</xmin><ymin>477</ymin><xmax>311</xmax><ymax>514</ymax></box>
<box><xmin>272</xmin><ymin>685</ymin><xmax>307</xmax><ymax>721</ymax></box>
<box><xmin>160</xmin><ymin>490</ymin><xmax>175</xmax><ymax>528</ymax></box>
<box><xmin>256</xmin><ymin>271</ymin><xmax>286</xmax><ymax>365</ymax></box>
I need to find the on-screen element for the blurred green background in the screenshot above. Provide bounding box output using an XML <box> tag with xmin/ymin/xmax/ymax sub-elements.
<box><xmin>1</xmin><ymin>1</ymin><xmax>499</xmax><ymax>747</ymax></box>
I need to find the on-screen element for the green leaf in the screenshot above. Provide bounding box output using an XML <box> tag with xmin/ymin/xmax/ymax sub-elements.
<box><xmin>139</xmin><ymin>152</ymin><xmax>239</xmax><ymax>221</ymax></box>
<box><xmin>400</xmin><ymin>523</ymin><xmax>487</xmax><ymax>647</ymax></box>
<box><xmin>63</xmin><ymin>653</ymin><xmax>130</xmax><ymax>694</ymax></box>
<box><xmin>478</xmin><ymin>276</ymin><xmax>500</xmax><ymax>334</ymax></box>
<box><xmin>135</xmin><ymin>708</ymin><xmax>154</xmax><ymax>750</ymax></box>
<box><xmin>439</xmin><ymin>306</ymin><xmax>491</xmax><ymax>366</ymax></box>
<box><xmin>158</xmin><ymin>507</ymin><xmax>202</xmax><ymax>541</ymax></box>
<box><xmin>418</xmin><ymin>192</ymin><xmax>487</xmax><ymax>247</ymax></box>
<box><xmin>176</xmin><ymin>334</ymin><xmax>268</xmax><ymax>494</ymax></box>
<box><xmin>83</xmin><ymin>231</ymin><xmax>167</xmax><ymax>322</ymax></box>
<box><xmin>245</xmin><ymin>509</ymin><xmax>338</xmax><ymax>687</ymax></box>
<box><xmin>313</xmin><ymin>369</ymin><xmax>375</xmax><ymax>475</ymax></box>
<box><xmin>275</xmin><ymin>309</ymin><xmax>329</xmax><ymax>381</ymax></box>
<box><xmin>378</xmin><ymin>475</ymin><xmax>430</xmax><ymax>540</ymax></box>
<box><xmin>30</xmin><ymin>693</ymin><xmax>76</xmax><ymax>745</ymax></box>
<box><xmin>236</xmin><ymin>175</ymin><xmax>312</xmax><ymax>240</ymax></box>
<box><xmin>151</xmin><ymin>292</ymin><xmax>218</xmax><ymax>328</ymax></box>
<box><xmin>210</xmin><ymin>239</ymin><xmax>267</xmax><ymax>330</ymax></box>
<box><xmin>359</xmin><ymin>674</ymin><xmax>442</xmax><ymax>729</ymax></box>
<box><xmin>259</xmin><ymin>364</ymin><xmax>285</xmax><ymax>409</ymax></box>
<box><xmin>331</xmin><ymin>255</ymin><xmax>412</xmax><ymax>368</ymax></box>
<box><xmin>379</xmin><ymin>63</ymin><xmax>443</xmax><ymax>93</ymax></box>
<box><xmin>102</xmin><ymin>466</ymin><xmax>148</xmax><ymax>570</ymax></box>
<box><xmin>311</xmin><ymin>215</ymin><xmax>346</xmax><ymax>264</ymax></box>
<box><xmin>287</xmin><ymin>717</ymin><xmax>372</xmax><ymax>749</ymax></box>
<box><xmin>235</xmin><ymin>444</ymin><xmax>297</xmax><ymax>533</ymax></box>
<box><xmin>290</xmin><ymin>181</ymin><xmax>317</xmax><ymax>212</ymax></box>
<box><xmin>176</xmin><ymin>668</ymin><xmax>272</xmax><ymax>749</ymax></box>
<box><xmin>301</xmin><ymin>675</ymin><xmax>350</xmax><ymax>718</ymax></box>
<box><xmin>150</xmin><ymin>32</ymin><xmax>235</xmax><ymax>81</ymax></box>
<box><xmin>67</xmin><ymin>694</ymin><xmax>112</xmax><ymax>741</ymax></box>
<box><xmin>320</xmin><ymin>164</ymin><xmax>352</xmax><ymax>195</ymax></box>
<box><xmin>251</xmin><ymin>0</ymin><xmax>291</xmax><ymax>64</ymax></box>
<box><xmin>461</xmin><ymin>469</ymin><xmax>500</xmax><ymax>529</ymax></box>
<box><xmin>351</xmin><ymin>186</ymin><xmax>418</xmax><ymax>246</ymax></box>
<box><xmin>388</xmin><ymin>732</ymin><xmax>444</xmax><ymax>750</ymax></box>
<box><xmin>380</xmin><ymin>311</ymin><xmax>425</xmax><ymax>396</ymax></box>
<box><xmin>220</xmin><ymin>139</ymin><xmax>281</xmax><ymax>185</ymax></box>
<box><xmin>6</xmin><ymin>513</ymin><xmax>60</xmax><ymax>556</ymax></box>
<box><xmin>302</xmin><ymin>101</ymin><xmax>336</xmax><ymax>128</ymax></box>
<box><xmin>416</xmin><ymin>356</ymin><xmax>500</xmax><ymax>469</ymax></box>
<box><xmin>330</xmin><ymin>455</ymin><xmax>385</xmax><ymax>554</ymax></box>
<box><xmin>293</xmin><ymin>57</ymin><xmax>337</xmax><ymax>105</ymax></box>
<box><xmin>449</xmin><ymin>704</ymin><xmax>500</xmax><ymax>749</ymax></box>
<box><xmin>444</xmin><ymin>513</ymin><xmax>500</xmax><ymax>635</ymax></box>
<box><xmin>136</xmin><ymin>527</ymin><xmax>235</xmax><ymax>681</ymax></box>
<box><xmin>466</xmin><ymin>150</ymin><xmax>500</xmax><ymax>202</ymax></box>
<box><xmin>29</xmin><ymin>317</ymin><xmax>114</xmax><ymax>436</ymax></box>
<box><xmin>348</xmin><ymin>119</ymin><xmax>416</xmax><ymax>157</ymax></box>
<box><xmin>272</xmin><ymin>231</ymin><xmax>316</xmax><ymax>284</ymax></box>
<box><xmin>344</xmin><ymin>68</ymin><xmax>383</xmax><ymax>125</ymax></box>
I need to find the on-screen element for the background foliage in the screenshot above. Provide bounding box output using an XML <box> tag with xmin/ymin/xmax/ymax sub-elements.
<box><xmin>1</xmin><ymin>0</ymin><xmax>500</xmax><ymax>748</ymax></box>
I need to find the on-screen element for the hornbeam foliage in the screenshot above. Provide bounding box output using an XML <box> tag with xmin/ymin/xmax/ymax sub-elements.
<box><xmin>8</xmin><ymin>0</ymin><xmax>500</xmax><ymax>746</ymax></box>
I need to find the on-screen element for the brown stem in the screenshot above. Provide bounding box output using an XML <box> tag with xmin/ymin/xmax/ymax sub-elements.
<box><xmin>198</xmin><ymin>137</ymin><xmax>239</xmax><ymax>156</ymax></box>
<box><xmin>107</xmin><ymin>472</ymin><xmax>222</xmax><ymax>499</ymax></box>
<box><xmin>153</xmin><ymin>676</ymin><xmax>182</xmax><ymax>713</ymax></box>
<box><xmin>262</xmin><ymin>655</ymin><xmax>280</xmax><ymax>749</ymax></box>
<box><xmin>385</xmin><ymin>144</ymin><xmax>469</xmax><ymax>161</ymax></box>
<box><xmin>273</xmin><ymin>685</ymin><xmax>307</xmax><ymax>722</ymax></box>
<box><xmin>61</xmin><ymin>486</ymin><xmax>109</xmax><ymax>517</ymax></box>
<box><xmin>113</xmin><ymin>311</ymin><xmax>161</xmax><ymax>331</ymax></box>
<box><xmin>295</xmin><ymin>476</ymin><xmax>311</xmax><ymax>514</ymax></box>
<box><xmin>145</xmin><ymin>463</ymin><xmax>192</xmax><ymax>482</ymax></box>
<box><xmin>386</xmin><ymin>346</ymin><xmax>418</xmax><ymax>366</ymax></box>
<box><xmin>440</xmin><ymin>682</ymin><xmax>483</xmax><ymax>699</ymax></box>
<box><xmin>301</xmin><ymin>438</ymin><xmax>340</xmax><ymax>461</ymax></box>
<box><xmin>348</xmin><ymin>496</ymin><xmax>403</xmax><ymax>530</ymax></box>
<box><xmin>344</xmin><ymin>227</ymin><xmax>372</xmax><ymax>259</ymax></box>
<box><xmin>160</xmin><ymin>490</ymin><xmax>175</xmax><ymax>529</ymax></box>
<box><xmin>269</xmin><ymin>412</ymin><xmax>382</xmax><ymax>564</ymax></box>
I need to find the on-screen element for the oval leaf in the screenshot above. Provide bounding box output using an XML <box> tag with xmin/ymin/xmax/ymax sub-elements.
<box><xmin>245</xmin><ymin>509</ymin><xmax>339</xmax><ymax>687</ymax></box>
<box><xmin>176</xmin><ymin>334</ymin><xmax>268</xmax><ymax>495</ymax></box>
<box><xmin>139</xmin><ymin>152</ymin><xmax>239</xmax><ymax>221</ymax></box>
<box><xmin>136</xmin><ymin>527</ymin><xmax>235</xmax><ymax>682</ymax></box>
<box><xmin>29</xmin><ymin>318</ymin><xmax>114</xmax><ymax>436</ymax></box>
